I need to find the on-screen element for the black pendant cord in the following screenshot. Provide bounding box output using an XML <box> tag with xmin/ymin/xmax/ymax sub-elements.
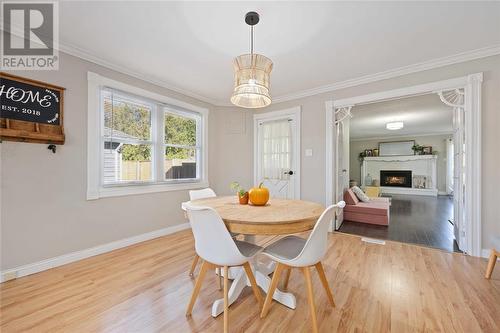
<box><xmin>251</xmin><ymin>25</ymin><xmax>254</xmax><ymax>57</ymax></box>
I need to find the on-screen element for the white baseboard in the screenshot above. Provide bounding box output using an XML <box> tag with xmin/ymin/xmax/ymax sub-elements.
<box><xmin>481</xmin><ymin>248</ymin><xmax>500</xmax><ymax>259</ymax></box>
<box><xmin>0</xmin><ymin>223</ymin><xmax>191</xmax><ymax>283</ymax></box>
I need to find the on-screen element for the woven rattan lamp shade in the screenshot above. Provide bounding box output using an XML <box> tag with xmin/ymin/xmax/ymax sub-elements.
<box><xmin>230</xmin><ymin>54</ymin><xmax>273</xmax><ymax>108</ymax></box>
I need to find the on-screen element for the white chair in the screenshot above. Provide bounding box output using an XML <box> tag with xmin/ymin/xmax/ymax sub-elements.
<box><xmin>187</xmin><ymin>188</ymin><xmax>217</xmax><ymax>277</ymax></box>
<box><xmin>260</xmin><ymin>201</ymin><xmax>346</xmax><ymax>333</ymax></box>
<box><xmin>185</xmin><ymin>205</ymin><xmax>263</xmax><ymax>333</ymax></box>
<box><xmin>189</xmin><ymin>188</ymin><xmax>217</xmax><ymax>201</ymax></box>
<box><xmin>187</xmin><ymin>188</ymin><xmax>241</xmax><ymax>278</ymax></box>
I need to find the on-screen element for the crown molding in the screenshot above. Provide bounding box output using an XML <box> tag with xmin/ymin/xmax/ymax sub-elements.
<box><xmin>350</xmin><ymin>131</ymin><xmax>453</xmax><ymax>142</ymax></box>
<box><xmin>59</xmin><ymin>42</ymin><xmax>219</xmax><ymax>106</ymax></box>
<box><xmin>271</xmin><ymin>44</ymin><xmax>500</xmax><ymax>104</ymax></box>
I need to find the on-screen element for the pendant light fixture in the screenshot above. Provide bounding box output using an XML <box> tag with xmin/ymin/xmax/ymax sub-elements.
<box><xmin>230</xmin><ymin>12</ymin><xmax>273</xmax><ymax>108</ymax></box>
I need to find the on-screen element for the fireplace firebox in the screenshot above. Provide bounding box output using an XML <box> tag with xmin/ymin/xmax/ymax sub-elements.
<box><xmin>380</xmin><ymin>170</ymin><xmax>412</xmax><ymax>188</ymax></box>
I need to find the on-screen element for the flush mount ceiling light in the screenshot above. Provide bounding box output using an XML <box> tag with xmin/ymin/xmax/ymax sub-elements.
<box><xmin>386</xmin><ymin>121</ymin><xmax>404</xmax><ymax>130</ymax></box>
<box><xmin>230</xmin><ymin>12</ymin><xmax>273</xmax><ymax>109</ymax></box>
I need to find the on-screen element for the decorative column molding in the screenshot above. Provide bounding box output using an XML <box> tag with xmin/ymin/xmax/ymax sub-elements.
<box><xmin>437</xmin><ymin>89</ymin><xmax>464</xmax><ymax>108</ymax></box>
<box><xmin>334</xmin><ymin>105</ymin><xmax>353</xmax><ymax>124</ymax></box>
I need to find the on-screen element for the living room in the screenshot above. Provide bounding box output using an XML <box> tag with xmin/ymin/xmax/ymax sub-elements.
<box><xmin>338</xmin><ymin>93</ymin><xmax>458</xmax><ymax>252</ymax></box>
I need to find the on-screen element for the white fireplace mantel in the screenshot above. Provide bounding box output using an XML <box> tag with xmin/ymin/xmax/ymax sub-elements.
<box><xmin>364</xmin><ymin>155</ymin><xmax>437</xmax><ymax>163</ymax></box>
<box><xmin>361</xmin><ymin>155</ymin><xmax>438</xmax><ymax>196</ymax></box>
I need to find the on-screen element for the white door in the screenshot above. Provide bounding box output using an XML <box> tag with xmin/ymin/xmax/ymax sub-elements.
<box><xmin>334</xmin><ymin>117</ymin><xmax>350</xmax><ymax>229</ymax></box>
<box><xmin>452</xmin><ymin>106</ymin><xmax>465</xmax><ymax>250</ymax></box>
<box><xmin>255</xmin><ymin>111</ymin><xmax>300</xmax><ymax>199</ymax></box>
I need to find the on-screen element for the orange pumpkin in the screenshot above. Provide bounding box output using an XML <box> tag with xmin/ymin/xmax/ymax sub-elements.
<box><xmin>249</xmin><ymin>182</ymin><xmax>270</xmax><ymax>206</ymax></box>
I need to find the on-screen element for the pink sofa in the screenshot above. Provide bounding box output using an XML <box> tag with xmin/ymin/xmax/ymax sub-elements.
<box><xmin>343</xmin><ymin>189</ymin><xmax>390</xmax><ymax>226</ymax></box>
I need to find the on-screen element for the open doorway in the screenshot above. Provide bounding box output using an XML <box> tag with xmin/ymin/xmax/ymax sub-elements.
<box><xmin>342</xmin><ymin>94</ymin><xmax>458</xmax><ymax>252</ymax></box>
<box><xmin>325</xmin><ymin>74</ymin><xmax>483</xmax><ymax>256</ymax></box>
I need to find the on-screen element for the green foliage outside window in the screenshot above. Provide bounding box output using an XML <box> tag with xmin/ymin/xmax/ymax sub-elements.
<box><xmin>165</xmin><ymin>114</ymin><xmax>196</xmax><ymax>160</ymax></box>
<box><xmin>105</xmin><ymin>100</ymin><xmax>151</xmax><ymax>161</ymax></box>
<box><xmin>105</xmin><ymin>98</ymin><xmax>197</xmax><ymax>161</ymax></box>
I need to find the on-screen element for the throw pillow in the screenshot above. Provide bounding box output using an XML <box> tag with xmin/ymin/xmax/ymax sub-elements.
<box><xmin>351</xmin><ymin>186</ymin><xmax>370</xmax><ymax>202</ymax></box>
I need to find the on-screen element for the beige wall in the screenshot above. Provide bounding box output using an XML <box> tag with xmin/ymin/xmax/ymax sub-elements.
<box><xmin>349</xmin><ymin>134</ymin><xmax>451</xmax><ymax>193</ymax></box>
<box><xmin>209</xmin><ymin>106</ymin><xmax>254</xmax><ymax>195</ymax></box>
<box><xmin>254</xmin><ymin>55</ymin><xmax>500</xmax><ymax>250</ymax></box>
<box><xmin>0</xmin><ymin>52</ymin><xmax>218</xmax><ymax>270</ymax></box>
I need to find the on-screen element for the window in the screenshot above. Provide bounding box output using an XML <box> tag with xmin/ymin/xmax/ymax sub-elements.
<box><xmin>102</xmin><ymin>90</ymin><xmax>154</xmax><ymax>184</ymax></box>
<box><xmin>164</xmin><ymin>111</ymin><xmax>201</xmax><ymax>181</ymax></box>
<box><xmin>88</xmin><ymin>72</ymin><xmax>208</xmax><ymax>199</ymax></box>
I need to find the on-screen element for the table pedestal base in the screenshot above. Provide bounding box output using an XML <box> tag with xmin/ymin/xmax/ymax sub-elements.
<box><xmin>211</xmin><ymin>260</ymin><xmax>296</xmax><ymax>317</ymax></box>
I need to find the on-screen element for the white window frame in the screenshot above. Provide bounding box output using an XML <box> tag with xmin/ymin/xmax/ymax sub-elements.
<box><xmin>87</xmin><ymin>72</ymin><xmax>209</xmax><ymax>200</ymax></box>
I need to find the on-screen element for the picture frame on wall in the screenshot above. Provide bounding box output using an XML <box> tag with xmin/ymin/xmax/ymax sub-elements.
<box><xmin>422</xmin><ymin>146</ymin><xmax>433</xmax><ymax>155</ymax></box>
<box><xmin>0</xmin><ymin>72</ymin><xmax>65</xmax><ymax>144</ymax></box>
<box><xmin>378</xmin><ymin>140</ymin><xmax>415</xmax><ymax>156</ymax></box>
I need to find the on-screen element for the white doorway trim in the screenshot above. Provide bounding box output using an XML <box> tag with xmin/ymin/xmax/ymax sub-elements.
<box><xmin>325</xmin><ymin>73</ymin><xmax>483</xmax><ymax>257</ymax></box>
<box><xmin>254</xmin><ymin>106</ymin><xmax>301</xmax><ymax>199</ymax></box>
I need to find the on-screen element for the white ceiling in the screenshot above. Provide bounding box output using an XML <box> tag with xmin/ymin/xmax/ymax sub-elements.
<box><xmin>349</xmin><ymin>93</ymin><xmax>453</xmax><ymax>140</ymax></box>
<box><xmin>59</xmin><ymin>1</ymin><xmax>500</xmax><ymax>105</ymax></box>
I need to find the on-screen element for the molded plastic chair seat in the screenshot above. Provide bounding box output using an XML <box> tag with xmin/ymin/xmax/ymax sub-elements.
<box><xmin>235</xmin><ymin>240</ymin><xmax>262</xmax><ymax>258</ymax></box>
<box><xmin>263</xmin><ymin>236</ymin><xmax>306</xmax><ymax>261</ymax></box>
<box><xmin>184</xmin><ymin>188</ymin><xmax>238</xmax><ymax>277</ymax></box>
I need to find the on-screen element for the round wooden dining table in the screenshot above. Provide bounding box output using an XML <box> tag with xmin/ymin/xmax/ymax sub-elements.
<box><xmin>183</xmin><ymin>196</ymin><xmax>325</xmax><ymax>317</ymax></box>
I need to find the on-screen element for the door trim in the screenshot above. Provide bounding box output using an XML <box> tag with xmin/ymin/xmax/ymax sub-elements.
<box><xmin>254</xmin><ymin>106</ymin><xmax>301</xmax><ymax>199</ymax></box>
<box><xmin>325</xmin><ymin>73</ymin><xmax>483</xmax><ymax>257</ymax></box>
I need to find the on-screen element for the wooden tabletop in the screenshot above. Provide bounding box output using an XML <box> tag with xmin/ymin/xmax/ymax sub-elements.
<box><xmin>186</xmin><ymin>196</ymin><xmax>325</xmax><ymax>235</ymax></box>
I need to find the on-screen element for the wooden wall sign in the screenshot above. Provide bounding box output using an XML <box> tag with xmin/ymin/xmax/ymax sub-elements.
<box><xmin>0</xmin><ymin>72</ymin><xmax>65</xmax><ymax>144</ymax></box>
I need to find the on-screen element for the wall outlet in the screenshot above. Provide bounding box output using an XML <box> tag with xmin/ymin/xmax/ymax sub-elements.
<box><xmin>305</xmin><ymin>149</ymin><xmax>313</xmax><ymax>157</ymax></box>
<box><xmin>2</xmin><ymin>271</ymin><xmax>17</xmax><ymax>281</ymax></box>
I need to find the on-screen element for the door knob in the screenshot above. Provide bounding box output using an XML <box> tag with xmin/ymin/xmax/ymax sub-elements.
<box><xmin>284</xmin><ymin>171</ymin><xmax>294</xmax><ymax>175</ymax></box>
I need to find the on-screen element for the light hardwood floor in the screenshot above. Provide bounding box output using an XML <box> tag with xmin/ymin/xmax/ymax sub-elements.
<box><xmin>1</xmin><ymin>230</ymin><xmax>499</xmax><ymax>332</ymax></box>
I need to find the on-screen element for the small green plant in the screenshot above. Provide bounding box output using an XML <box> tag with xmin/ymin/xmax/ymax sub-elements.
<box><xmin>230</xmin><ymin>181</ymin><xmax>247</xmax><ymax>197</ymax></box>
<box><xmin>412</xmin><ymin>144</ymin><xmax>424</xmax><ymax>155</ymax></box>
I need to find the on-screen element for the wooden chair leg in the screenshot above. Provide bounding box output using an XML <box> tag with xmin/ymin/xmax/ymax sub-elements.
<box><xmin>260</xmin><ymin>263</ymin><xmax>285</xmax><ymax>318</ymax></box>
<box><xmin>485</xmin><ymin>250</ymin><xmax>498</xmax><ymax>279</ymax></box>
<box><xmin>243</xmin><ymin>262</ymin><xmax>263</xmax><ymax>304</ymax></box>
<box><xmin>223</xmin><ymin>266</ymin><xmax>229</xmax><ymax>333</ymax></box>
<box><xmin>186</xmin><ymin>260</ymin><xmax>210</xmax><ymax>316</ymax></box>
<box><xmin>302</xmin><ymin>266</ymin><xmax>319</xmax><ymax>333</ymax></box>
<box><xmin>315</xmin><ymin>262</ymin><xmax>335</xmax><ymax>307</ymax></box>
<box><xmin>189</xmin><ymin>254</ymin><xmax>199</xmax><ymax>277</ymax></box>
<box><xmin>283</xmin><ymin>267</ymin><xmax>292</xmax><ymax>290</ymax></box>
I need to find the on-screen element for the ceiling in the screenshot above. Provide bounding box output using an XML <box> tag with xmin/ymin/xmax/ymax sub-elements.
<box><xmin>59</xmin><ymin>1</ymin><xmax>500</xmax><ymax>105</ymax></box>
<box><xmin>349</xmin><ymin>93</ymin><xmax>453</xmax><ymax>140</ymax></box>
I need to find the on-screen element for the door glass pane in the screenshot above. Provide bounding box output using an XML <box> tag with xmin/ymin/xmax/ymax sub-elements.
<box><xmin>165</xmin><ymin>113</ymin><xmax>197</xmax><ymax>145</ymax></box>
<box><xmin>260</xmin><ymin>120</ymin><xmax>291</xmax><ymax>180</ymax></box>
<box><xmin>103</xmin><ymin>143</ymin><xmax>152</xmax><ymax>183</ymax></box>
<box><xmin>165</xmin><ymin>147</ymin><xmax>197</xmax><ymax>180</ymax></box>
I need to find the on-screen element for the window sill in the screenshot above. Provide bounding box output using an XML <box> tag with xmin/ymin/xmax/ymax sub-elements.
<box><xmin>87</xmin><ymin>181</ymin><xmax>209</xmax><ymax>200</ymax></box>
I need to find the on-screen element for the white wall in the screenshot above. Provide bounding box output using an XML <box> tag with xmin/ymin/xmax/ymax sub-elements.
<box><xmin>0</xmin><ymin>52</ymin><xmax>216</xmax><ymax>270</ymax></box>
<box><xmin>349</xmin><ymin>134</ymin><xmax>451</xmax><ymax>193</ymax></box>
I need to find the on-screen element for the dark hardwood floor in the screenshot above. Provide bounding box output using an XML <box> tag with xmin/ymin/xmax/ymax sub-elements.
<box><xmin>339</xmin><ymin>194</ymin><xmax>460</xmax><ymax>252</ymax></box>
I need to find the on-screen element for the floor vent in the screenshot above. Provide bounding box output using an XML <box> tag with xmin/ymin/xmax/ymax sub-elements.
<box><xmin>361</xmin><ymin>237</ymin><xmax>386</xmax><ymax>245</ymax></box>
